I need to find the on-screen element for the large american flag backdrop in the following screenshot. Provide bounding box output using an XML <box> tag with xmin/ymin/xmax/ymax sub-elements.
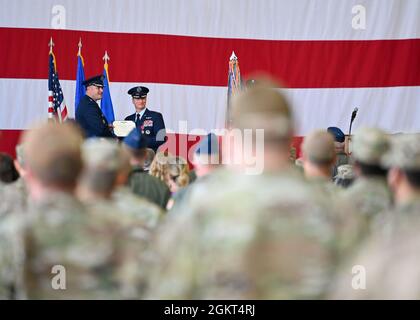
<box><xmin>0</xmin><ymin>0</ymin><xmax>419</xmax><ymax>158</ymax></box>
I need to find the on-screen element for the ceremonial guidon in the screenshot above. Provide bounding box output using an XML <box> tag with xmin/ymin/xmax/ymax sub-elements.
<box><xmin>75</xmin><ymin>75</ymin><xmax>115</xmax><ymax>138</ymax></box>
<box><xmin>125</xmin><ymin>86</ymin><xmax>166</xmax><ymax>152</ymax></box>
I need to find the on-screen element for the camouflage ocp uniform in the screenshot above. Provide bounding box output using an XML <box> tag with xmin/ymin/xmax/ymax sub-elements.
<box><xmin>111</xmin><ymin>186</ymin><xmax>163</xmax><ymax>229</ymax></box>
<box><xmin>332</xmin><ymin>152</ymin><xmax>349</xmax><ymax>178</ymax></box>
<box><xmin>341</xmin><ymin>176</ymin><xmax>392</xmax><ymax>230</ymax></box>
<box><xmin>146</xmin><ymin>167</ymin><xmax>340</xmax><ymax>299</ymax></box>
<box><xmin>0</xmin><ymin>178</ymin><xmax>29</xmax><ymax>220</ymax></box>
<box><xmin>340</xmin><ymin>128</ymin><xmax>393</xmax><ymax>236</ymax></box>
<box><xmin>330</xmin><ymin>134</ymin><xmax>420</xmax><ymax>299</ymax></box>
<box><xmin>330</xmin><ymin>196</ymin><xmax>420</xmax><ymax>299</ymax></box>
<box><xmin>128</xmin><ymin>166</ymin><xmax>171</xmax><ymax>210</ymax></box>
<box><xmin>0</xmin><ymin>192</ymin><xmax>150</xmax><ymax>299</ymax></box>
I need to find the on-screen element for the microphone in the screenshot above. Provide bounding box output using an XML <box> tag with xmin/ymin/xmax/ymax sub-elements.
<box><xmin>351</xmin><ymin>107</ymin><xmax>358</xmax><ymax>123</ymax></box>
<box><xmin>349</xmin><ymin>107</ymin><xmax>358</xmax><ymax>137</ymax></box>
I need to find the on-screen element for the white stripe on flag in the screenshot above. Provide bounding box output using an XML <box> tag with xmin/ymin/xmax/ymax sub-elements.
<box><xmin>0</xmin><ymin>0</ymin><xmax>419</xmax><ymax>40</ymax></box>
<box><xmin>1</xmin><ymin>78</ymin><xmax>419</xmax><ymax>135</ymax></box>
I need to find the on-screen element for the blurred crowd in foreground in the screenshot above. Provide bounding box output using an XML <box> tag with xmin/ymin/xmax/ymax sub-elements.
<box><xmin>0</xmin><ymin>78</ymin><xmax>419</xmax><ymax>299</ymax></box>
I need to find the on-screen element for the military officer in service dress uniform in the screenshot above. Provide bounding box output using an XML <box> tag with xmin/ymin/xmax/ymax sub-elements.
<box><xmin>124</xmin><ymin>86</ymin><xmax>166</xmax><ymax>153</ymax></box>
<box><xmin>76</xmin><ymin>75</ymin><xmax>115</xmax><ymax>138</ymax></box>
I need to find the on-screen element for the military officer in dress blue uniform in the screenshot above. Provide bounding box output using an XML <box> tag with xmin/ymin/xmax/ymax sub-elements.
<box><xmin>124</xmin><ymin>86</ymin><xmax>166</xmax><ymax>153</ymax></box>
<box><xmin>75</xmin><ymin>75</ymin><xmax>115</xmax><ymax>138</ymax></box>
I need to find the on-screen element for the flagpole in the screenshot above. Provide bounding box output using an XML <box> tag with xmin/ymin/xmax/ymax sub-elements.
<box><xmin>48</xmin><ymin>37</ymin><xmax>55</xmax><ymax>120</ymax></box>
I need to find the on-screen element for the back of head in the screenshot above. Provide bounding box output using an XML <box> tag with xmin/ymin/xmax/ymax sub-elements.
<box><xmin>353</xmin><ymin>127</ymin><xmax>390</xmax><ymax>166</ymax></box>
<box><xmin>382</xmin><ymin>134</ymin><xmax>420</xmax><ymax>171</ymax></box>
<box><xmin>302</xmin><ymin>130</ymin><xmax>335</xmax><ymax>165</ymax></box>
<box><xmin>122</xmin><ymin>128</ymin><xmax>149</xmax><ymax>162</ymax></box>
<box><xmin>80</xmin><ymin>138</ymin><xmax>122</xmax><ymax>194</ymax></box>
<box><xmin>22</xmin><ymin>122</ymin><xmax>84</xmax><ymax>188</ymax></box>
<box><xmin>168</xmin><ymin>156</ymin><xmax>190</xmax><ymax>188</ymax></box>
<box><xmin>231</xmin><ymin>78</ymin><xmax>293</xmax><ymax>144</ymax></box>
<box><xmin>143</xmin><ymin>148</ymin><xmax>156</xmax><ymax>171</ymax></box>
<box><xmin>0</xmin><ymin>152</ymin><xmax>19</xmax><ymax>183</ymax></box>
<box><xmin>150</xmin><ymin>152</ymin><xmax>171</xmax><ymax>183</ymax></box>
<box><xmin>82</xmin><ymin>138</ymin><xmax>121</xmax><ymax>172</ymax></box>
<box><xmin>382</xmin><ymin>134</ymin><xmax>420</xmax><ymax>188</ymax></box>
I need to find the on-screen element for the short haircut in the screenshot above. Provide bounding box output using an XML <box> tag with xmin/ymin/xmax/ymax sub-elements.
<box><xmin>80</xmin><ymin>169</ymin><xmax>117</xmax><ymax>194</ymax></box>
<box><xmin>22</xmin><ymin>122</ymin><xmax>83</xmax><ymax>188</ymax></box>
<box><xmin>302</xmin><ymin>130</ymin><xmax>335</xmax><ymax>165</ymax></box>
<box><xmin>0</xmin><ymin>153</ymin><xmax>19</xmax><ymax>183</ymax></box>
<box><xmin>231</xmin><ymin>78</ymin><xmax>293</xmax><ymax>145</ymax></box>
<box><xmin>124</xmin><ymin>145</ymin><xmax>148</xmax><ymax>160</ymax></box>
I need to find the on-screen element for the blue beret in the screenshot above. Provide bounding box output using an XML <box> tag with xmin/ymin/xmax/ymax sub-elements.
<box><xmin>195</xmin><ymin>133</ymin><xmax>219</xmax><ymax>155</ymax></box>
<box><xmin>128</xmin><ymin>86</ymin><xmax>149</xmax><ymax>98</ymax></box>
<box><xmin>123</xmin><ymin>128</ymin><xmax>148</xmax><ymax>149</ymax></box>
<box><xmin>83</xmin><ymin>75</ymin><xmax>104</xmax><ymax>87</ymax></box>
<box><xmin>327</xmin><ymin>127</ymin><xmax>345</xmax><ymax>143</ymax></box>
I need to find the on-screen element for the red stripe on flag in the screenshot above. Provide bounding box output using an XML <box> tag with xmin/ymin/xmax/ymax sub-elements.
<box><xmin>0</xmin><ymin>27</ymin><xmax>419</xmax><ymax>88</ymax></box>
<box><xmin>0</xmin><ymin>129</ymin><xmax>306</xmax><ymax>167</ymax></box>
<box><xmin>61</xmin><ymin>106</ymin><xmax>68</xmax><ymax>120</ymax></box>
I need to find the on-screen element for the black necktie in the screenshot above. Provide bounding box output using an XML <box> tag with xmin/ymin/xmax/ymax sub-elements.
<box><xmin>135</xmin><ymin>113</ymin><xmax>141</xmax><ymax>127</ymax></box>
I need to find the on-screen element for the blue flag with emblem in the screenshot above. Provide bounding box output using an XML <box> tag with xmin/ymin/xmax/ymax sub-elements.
<box><xmin>100</xmin><ymin>51</ymin><xmax>115</xmax><ymax>123</ymax></box>
<box><xmin>74</xmin><ymin>39</ymin><xmax>85</xmax><ymax>114</ymax></box>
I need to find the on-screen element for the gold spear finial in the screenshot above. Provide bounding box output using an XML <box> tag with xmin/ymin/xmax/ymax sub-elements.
<box><xmin>103</xmin><ymin>50</ymin><xmax>110</xmax><ymax>63</ymax></box>
<box><xmin>77</xmin><ymin>38</ymin><xmax>82</xmax><ymax>56</ymax></box>
<box><xmin>49</xmin><ymin>37</ymin><xmax>55</xmax><ymax>54</ymax></box>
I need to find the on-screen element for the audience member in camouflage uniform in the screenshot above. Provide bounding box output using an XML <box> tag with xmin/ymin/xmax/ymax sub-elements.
<box><xmin>123</xmin><ymin>128</ymin><xmax>171</xmax><ymax>210</ymax></box>
<box><xmin>302</xmin><ymin>130</ymin><xmax>362</xmax><ymax>260</ymax></box>
<box><xmin>77</xmin><ymin>138</ymin><xmax>162</xmax><ymax>228</ymax></box>
<box><xmin>340</xmin><ymin>127</ymin><xmax>392</xmax><ymax>235</ymax></box>
<box><xmin>77</xmin><ymin>138</ymin><xmax>163</xmax><ymax>296</ymax></box>
<box><xmin>0</xmin><ymin>144</ymin><xmax>28</xmax><ymax>298</ymax></box>
<box><xmin>330</xmin><ymin>134</ymin><xmax>420</xmax><ymax>299</ymax></box>
<box><xmin>0</xmin><ymin>144</ymin><xmax>29</xmax><ymax>221</ymax></box>
<box><xmin>302</xmin><ymin>130</ymin><xmax>340</xmax><ymax>197</ymax></box>
<box><xmin>146</xmin><ymin>79</ymin><xmax>340</xmax><ymax>299</ymax></box>
<box><xmin>0</xmin><ymin>123</ymin><xmax>147</xmax><ymax>299</ymax></box>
